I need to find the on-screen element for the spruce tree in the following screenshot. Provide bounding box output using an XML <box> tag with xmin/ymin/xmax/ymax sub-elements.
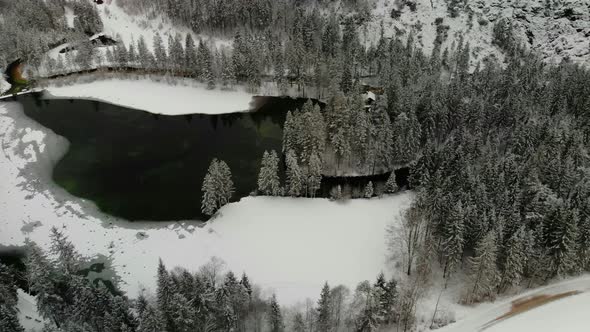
<box><xmin>385</xmin><ymin>173</ymin><xmax>398</xmax><ymax>193</ymax></box>
<box><xmin>257</xmin><ymin>150</ymin><xmax>281</xmax><ymax>196</ymax></box>
<box><xmin>201</xmin><ymin>159</ymin><xmax>234</xmax><ymax>216</ymax></box>
<box><xmin>308</xmin><ymin>153</ymin><xmax>322</xmax><ymax>197</ymax></box>
<box><xmin>293</xmin><ymin>313</ymin><xmax>306</xmax><ymax>332</ymax></box>
<box><xmin>316</xmin><ymin>282</ymin><xmax>331</xmax><ymax>332</ymax></box>
<box><xmin>364</xmin><ymin>181</ymin><xmax>374</xmax><ymax>198</ymax></box>
<box><xmin>153</xmin><ymin>32</ymin><xmax>167</xmax><ymax>69</ymax></box>
<box><xmin>286</xmin><ymin>150</ymin><xmax>303</xmax><ymax>197</ymax></box>
<box><xmin>501</xmin><ymin>226</ymin><xmax>527</xmax><ymax>289</ymax></box>
<box><xmin>465</xmin><ymin>231</ymin><xmax>499</xmax><ymax>303</ymax></box>
<box><xmin>268</xmin><ymin>294</ymin><xmax>284</xmax><ymax>332</ymax></box>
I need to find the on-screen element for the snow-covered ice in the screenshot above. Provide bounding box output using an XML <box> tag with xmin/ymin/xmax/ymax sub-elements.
<box><xmin>44</xmin><ymin>79</ymin><xmax>256</xmax><ymax>115</ymax></box>
<box><xmin>0</xmin><ymin>100</ymin><xmax>414</xmax><ymax>305</ymax></box>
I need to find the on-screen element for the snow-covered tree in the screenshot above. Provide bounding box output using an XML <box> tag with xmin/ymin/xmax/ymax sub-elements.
<box><xmin>201</xmin><ymin>158</ymin><xmax>234</xmax><ymax>216</ymax></box>
<box><xmin>308</xmin><ymin>153</ymin><xmax>322</xmax><ymax>197</ymax></box>
<box><xmin>364</xmin><ymin>181</ymin><xmax>374</xmax><ymax>198</ymax></box>
<box><xmin>385</xmin><ymin>173</ymin><xmax>398</xmax><ymax>193</ymax></box>
<box><xmin>268</xmin><ymin>294</ymin><xmax>284</xmax><ymax>332</ymax></box>
<box><xmin>465</xmin><ymin>231</ymin><xmax>500</xmax><ymax>303</ymax></box>
<box><xmin>286</xmin><ymin>150</ymin><xmax>303</xmax><ymax>197</ymax></box>
<box><xmin>257</xmin><ymin>150</ymin><xmax>281</xmax><ymax>196</ymax></box>
<box><xmin>292</xmin><ymin>313</ymin><xmax>306</xmax><ymax>332</ymax></box>
<box><xmin>316</xmin><ymin>282</ymin><xmax>332</xmax><ymax>332</ymax></box>
<box><xmin>153</xmin><ymin>32</ymin><xmax>167</xmax><ymax>69</ymax></box>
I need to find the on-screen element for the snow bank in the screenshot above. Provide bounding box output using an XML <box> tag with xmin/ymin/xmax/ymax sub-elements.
<box><xmin>44</xmin><ymin>79</ymin><xmax>256</xmax><ymax>115</ymax></box>
<box><xmin>0</xmin><ymin>100</ymin><xmax>413</xmax><ymax>305</ymax></box>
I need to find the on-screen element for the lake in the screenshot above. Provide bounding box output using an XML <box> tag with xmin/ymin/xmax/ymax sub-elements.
<box><xmin>16</xmin><ymin>93</ymin><xmax>316</xmax><ymax>221</ymax></box>
<box><xmin>12</xmin><ymin>93</ymin><xmax>406</xmax><ymax>221</ymax></box>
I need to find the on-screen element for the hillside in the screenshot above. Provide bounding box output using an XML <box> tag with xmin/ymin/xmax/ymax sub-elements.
<box><xmin>367</xmin><ymin>0</ymin><xmax>590</xmax><ymax>66</ymax></box>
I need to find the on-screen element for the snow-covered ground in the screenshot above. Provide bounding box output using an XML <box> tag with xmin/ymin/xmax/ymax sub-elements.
<box><xmin>439</xmin><ymin>275</ymin><xmax>590</xmax><ymax>332</ymax></box>
<box><xmin>44</xmin><ymin>78</ymin><xmax>256</xmax><ymax>115</ymax></box>
<box><xmin>366</xmin><ymin>0</ymin><xmax>590</xmax><ymax>67</ymax></box>
<box><xmin>0</xmin><ymin>100</ymin><xmax>413</xmax><ymax>306</ymax></box>
<box><xmin>17</xmin><ymin>289</ymin><xmax>46</xmax><ymax>332</ymax></box>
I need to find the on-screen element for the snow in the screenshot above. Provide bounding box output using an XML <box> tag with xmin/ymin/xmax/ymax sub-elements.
<box><xmin>0</xmin><ymin>100</ymin><xmax>414</xmax><ymax>306</ymax></box>
<box><xmin>17</xmin><ymin>289</ymin><xmax>46</xmax><ymax>332</ymax></box>
<box><xmin>366</xmin><ymin>0</ymin><xmax>590</xmax><ymax>68</ymax></box>
<box><xmin>97</xmin><ymin>0</ymin><xmax>231</xmax><ymax>53</ymax></box>
<box><xmin>438</xmin><ymin>275</ymin><xmax>590</xmax><ymax>332</ymax></box>
<box><xmin>487</xmin><ymin>292</ymin><xmax>590</xmax><ymax>332</ymax></box>
<box><xmin>44</xmin><ymin>79</ymin><xmax>256</xmax><ymax>115</ymax></box>
<box><xmin>64</xmin><ymin>6</ymin><xmax>76</xmax><ymax>29</ymax></box>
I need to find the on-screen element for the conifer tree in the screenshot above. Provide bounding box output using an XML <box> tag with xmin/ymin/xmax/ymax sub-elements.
<box><xmin>465</xmin><ymin>231</ymin><xmax>499</xmax><ymax>303</ymax></box>
<box><xmin>257</xmin><ymin>150</ymin><xmax>281</xmax><ymax>196</ymax></box>
<box><xmin>268</xmin><ymin>294</ymin><xmax>284</xmax><ymax>332</ymax></box>
<box><xmin>364</xmin><ymin>181</ymin><xmax>374</xmax><ymax>198</ymax></box>
<box><xmin>316</xmin><ymin>282</ymin><xmax>332</xmax><ymax>332</ymax></box>
<box><xmin>308</xmin><ymin>153</ymin><xmax>322</xmax><ymax>197</ymax></box>
<box><xmin>293</xmin><ymin>313</ymin><xmax>306</xmax><ymax>332</ymax></box>
<box><xmin>153</xmin><ymin>32</ymin><xmax>167</xmax><ymax>69</ymax></box>
<box><xmin>501</xmin><ymin>226</ymin><xmax>527</xmax><ymax>289</ymax></box>
<box><xmin>202</xmin><ymin>159</ymin><xmax>234</xmax><ymax>216</ymax></box>
<box><xmin>444</xmin><ymin>202</ymin><xmax>466</xmax><ymax>277</ymax></box>
<box><xmin>385</xmin><ymin>173</ymin><xmax>398</xmax><ymax>193</ymax></box>
<box><xmin>184</xmin><ymin>34</ymin><xmax>198</xmax><ymax>77</ymax></box>
<box><xmin>286</xmin><ymin>150</ymin><xmax>303</xmax><ymax>197</ymax></box>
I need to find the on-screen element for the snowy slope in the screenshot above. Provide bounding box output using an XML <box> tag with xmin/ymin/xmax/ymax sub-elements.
<box><xmin>486</xmin><ymin>292</ymin><xmax>590</xmax><ymax>332</ymax></box>
<box><xmin>367</xmin><ymin>0</ymin><xmax>590</xmax><ymax>66</ymax></box>
<box><xmin>96</xmin><ymin>1</ymin><xmax>232</xmax><ymax>53</ymax></box>
<box><xmin>438</xmin><ymin>275</ymin><xmax>590</xmax><ymax>332</ymax></box>
<box><xmin>17</xmin><ymin>289</ymin><xmax>46</xmax><ymax>332</ymax></box>
<box><xmin>0</xmin><ymin>100</ymin><xmax>414</xmax><ymax>305</ymax></box>
<box><xmin>45</xmin><ymin>79</ymin><xmax>256</xmax><ymax>115</ymax></box>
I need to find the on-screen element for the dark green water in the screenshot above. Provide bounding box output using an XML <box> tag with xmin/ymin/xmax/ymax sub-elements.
<box><xmin>17</xmin><ymin>93</ymin><xmax>311</xmax><ymax>221</ymax></box>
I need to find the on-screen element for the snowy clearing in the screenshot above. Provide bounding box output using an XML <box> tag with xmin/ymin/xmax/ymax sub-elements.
<box><xmin>0</xmin><ymin>100</ymin><xmax>413</xmax><ymax>305</ymax></box>
<box><xmin>44</xmin><ymin>78</ymin><xmax>256</xmax><ymax>115</ymax></box>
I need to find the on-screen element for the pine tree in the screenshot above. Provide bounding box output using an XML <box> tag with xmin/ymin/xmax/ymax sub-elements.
<box><xmin>240</xmin><ymin>272</ymin><xmax>252</xmax><ymax>299</ymax></box>
<box><xmin>286</xmin><ymin>150</ymin><xmax>303</xmax><ymax>197</ymax></box>
<box><xmin>257</xmin><ymin>150</ymin><xmax>281</xmax><ymax>196</ymax></box>
<box><xmin>128</xmin><ymin>38</ymin><xmax>137</xmax><ymax>65</ymax></box>
<box><xmin>202</xmin><ymin>159</ymin><xmax>234</xmax><ymax>216</ymax></box>
<box><xmin>293</xmin><ymin>313</ymin><xmax>306</xmax><ymax>332</ymax></box>
<box><xmin>138</xmin><ymin>305</ymin><xmax>164</xmax><ymax>332</ymax></box>
<box><xmin>316</xmin><ymin>282</ymin><xmax>331</xmax><ymax>332</ymax></box>
<box><xmin>465</xmin><ymin>231</ymin><xmax>499</xmax><ymax>303</ymax></box>
<box><xmin>364</xmin><ymin>181</ymin><xmax>374</xmax><ymax>198</ymax></box>
<box><xmin>185</xmin><ymin>34</ymin><xmax>198</xmax><ymax>77</ymax></box>
<box><xmin>157</xmin><ymin>259</ymin><xmax>174</xmax><ymax>330</ymax></box>
<box><xmin>153</xmin><ymin>32</ymin><xmax>167</xmax><ymax>69</ymax></box>
<box><xmin>115</xmin><ymin>41</ymin><xmax>128</xmax><ymax>67</ymax></box>
<box><xmin>501</xmin><ymin>226</ymin><xmax>527</xmax><ymax>289</ymax></box>
<box><xmin>444</xmin><ymin>202</ymin><xmax>466</xmax><ymax>277</ymax></box>
<box><xmin>0</xmin><ymin>263</ymin><xmax>24</xmax><ymax>332</ymax></box>
<box><xmin>385</xmin><ymin>173</ymin><xmax>398</xmax><ymax>193</ymax></box>
<box><xmin>268</xmin><ymin>294</ymin><xmax>284</xmax><ymax>332</ymax></box>
<box><xmin>137</xmin><ymin>36</ymin><xmax>152</xmax><ymax>68</ymax></box>
<box><xmin>308</xmin><ymin>153</ymin><xmax>322</xmax><ymax>197</ymax></box>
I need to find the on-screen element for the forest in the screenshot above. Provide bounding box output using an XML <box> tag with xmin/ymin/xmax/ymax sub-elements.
<box><xmin>2</xmin><ymin>0</ymin><xmax>590</xmax><ymax>330</ymax></box>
